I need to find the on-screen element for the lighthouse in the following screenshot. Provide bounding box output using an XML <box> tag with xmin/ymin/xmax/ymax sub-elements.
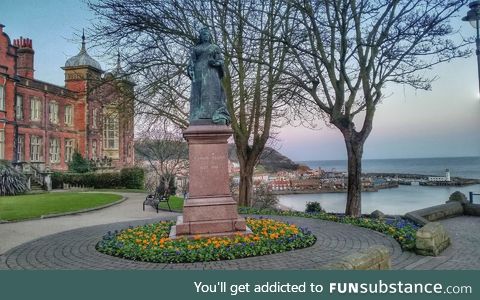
<box><xmin>445</xmin><ymin>169</ymin><xmax>451</xmax><ymax>182</ymax></box>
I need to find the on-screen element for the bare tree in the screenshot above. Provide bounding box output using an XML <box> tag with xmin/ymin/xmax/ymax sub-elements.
<box><xmin>135</xmin><ymin>126</ymin><xmax>188</xmax><ymax>191</ymax></box>
<box><xmin>86</xmin><ymin>0</ymin><xmax>304</xmax><ymax>206</ymax></box>
<box><xmin>277</xmin><ymin>0</ymin><xmax>470</xmax><ymax>216</ymax></box>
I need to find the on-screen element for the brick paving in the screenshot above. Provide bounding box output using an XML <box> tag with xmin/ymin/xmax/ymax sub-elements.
<box><xmin>401</xmin><ymin>216</ymin><xmax>480</xmax><ymax>270</ymax></box>
<box><xmin>0</xmin><ymin>212</ymin><xmax>478</xmax><ymax>270</ymax></box>
<box><xmin>0</xmin><ymin>215</ymin><xmax>416</xmax><ymax>270</ymax></box>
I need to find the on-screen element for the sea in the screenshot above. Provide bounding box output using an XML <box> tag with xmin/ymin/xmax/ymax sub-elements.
<box><xmin>278</xmin><ymin>156</ymin><xmax>480</xmax><ymax>215</ymax></box>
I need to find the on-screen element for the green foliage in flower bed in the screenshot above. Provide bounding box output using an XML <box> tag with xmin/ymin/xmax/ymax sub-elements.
<box><xmin>96</xmin><ymin>218</ymin><xmax>316</xmax><ymax>263</ymax></box>
<box><xmin>238</xmin><ymin>207</ymin><xmax>419</xmax><ymax>251</ymax></box>
<box><xmin>149</xmin><ymin>197</ymin><xmax>417</xmax><ymax>251</ymax></box>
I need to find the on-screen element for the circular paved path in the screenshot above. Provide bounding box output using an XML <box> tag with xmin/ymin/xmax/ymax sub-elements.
<box><xmin>0</xmin><ymin>215</ymin><xmax>422</xmax><ymax>270</ymax></box>
<box><xmin>1</xmin><ymin>188</ymin><xmax>478</xmax><ymax>270</ymax></box>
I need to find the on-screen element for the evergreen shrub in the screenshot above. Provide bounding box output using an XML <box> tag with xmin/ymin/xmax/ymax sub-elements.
<box><xmin>68</xmin><ymin>152</ymin><xmax>91</xmax><ymax>173</ymax></box>
<box><xmin>55</xmin><ymin>172</ymin><xmax>122</xmax><ymax>189</ymax></box>
<box><xmin>120</xmin><ymin>167</ymin><xmax>145</xmax><ymax>189</ymax></box>
<box><xmin>305</xmin><ymin>201</ymin><xmax>324</xmax><ymax>213</ymax></box>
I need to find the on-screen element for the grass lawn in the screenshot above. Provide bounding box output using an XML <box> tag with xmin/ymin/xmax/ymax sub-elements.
<box><xmin>86</xmin><ymin>188</ymin><xmax>147</xmax><ymax>193</ymax></box>
<box><xmin>0</xmin><ymin>192</ymin><xmax>123</xmax><ymax>222</ymax></box>
<box><xmin>158</xmin><ymin>196</ymin><xmax>184</xmax><ymax>212</ymax></box>
<box><xmin>157</xmin><ymin>197</ymin><xmax>247</xmax><ymax>212</ymax></box>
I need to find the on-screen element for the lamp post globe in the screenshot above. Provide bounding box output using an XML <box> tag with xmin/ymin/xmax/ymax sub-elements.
<box><xmin>462</xmin><ymin>1</ymin><xmax>480</xmax><ymax>97</ymax></box>
<box><xmin>463</xmin><ymin>1</ymin><xmax>480</xmax><ymax>27</ymax></box>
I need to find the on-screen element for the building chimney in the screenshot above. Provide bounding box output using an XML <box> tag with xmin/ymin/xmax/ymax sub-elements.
<box><xmin>13</xmin><ymin>37</ymin><xmax>35</xmax><ymax>79</ymax></box>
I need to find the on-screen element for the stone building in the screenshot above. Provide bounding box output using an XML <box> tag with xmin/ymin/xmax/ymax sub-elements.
<box><xmin>0</xmin><ymin>24</ymin><xmax>134</xmax><ymax>173</ymax></box>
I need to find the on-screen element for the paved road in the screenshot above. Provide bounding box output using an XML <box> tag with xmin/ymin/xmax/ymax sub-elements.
<box><xmin>1</xmin><ymin>192</ymin><xmax>478</xmax><ymax>270</ymax></box>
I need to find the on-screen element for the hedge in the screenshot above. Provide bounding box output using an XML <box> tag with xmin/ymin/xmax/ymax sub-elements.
<box><xmin>53</xmin><ymin>167</ymin><xmax>144</xmax><ymax>189</ymax></box>
<box><xmin>120</xmin><ymin>167</ymin><xmax>145</xmax><ymax>189</ymax></box>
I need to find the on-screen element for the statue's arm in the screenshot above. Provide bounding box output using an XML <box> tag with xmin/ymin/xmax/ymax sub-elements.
<box><xmin>210</xmin><ymin>46</ymin><xmax>224</xmax><ymax>78</ymax></box>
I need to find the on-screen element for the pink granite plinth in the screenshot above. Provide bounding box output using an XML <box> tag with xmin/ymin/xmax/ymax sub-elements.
<box><xmin>171</xmin><ymin>124</ymin><xmax>247</xmax><ymax>237</ymax></box>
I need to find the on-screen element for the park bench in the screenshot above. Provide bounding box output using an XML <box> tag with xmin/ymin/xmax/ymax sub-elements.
<box><xmin>143</xmin><ymin>186</ymin><xmax>171</xmax><ymax>212</ymax></box>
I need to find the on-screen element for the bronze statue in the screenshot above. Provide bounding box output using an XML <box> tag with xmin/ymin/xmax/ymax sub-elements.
<box><xmin>187</xmin><ymin>28</ymin><xmax>230</xmax><ymax>125</ymax></box>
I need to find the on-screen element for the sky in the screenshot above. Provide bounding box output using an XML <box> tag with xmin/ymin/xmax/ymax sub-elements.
<box><xmin>1</xmin><ymin>0</ymin><xmax>479</xmax><ymax>161</ymax></box>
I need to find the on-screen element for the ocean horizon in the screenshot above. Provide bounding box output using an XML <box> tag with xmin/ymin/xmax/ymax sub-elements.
<box><xmin>297</xmin><ymin>156</ymin><xmax>480</xmax><ymax>179</ymax></box>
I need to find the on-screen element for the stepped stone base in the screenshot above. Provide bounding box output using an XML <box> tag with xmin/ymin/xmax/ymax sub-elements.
<box><xmin>170</xmin><ymin>216</ymin><xmax>252</xmax><ymax>239</ymax></box>
<box><xmin>171</xmin><ymin>196</ymin><xmax>247</xmax><ymax>237</ymax></box>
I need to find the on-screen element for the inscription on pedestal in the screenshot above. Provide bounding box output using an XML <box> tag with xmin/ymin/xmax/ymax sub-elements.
<box><xmin>198</xmin><ymin>153</ymin><xmax>224</xmax><ymax>171</ymax></box>
<box><xmin>189</xmin><ymin>143</ymin><xmax>229</xmax><ymax>198</ymax></box>
<box><xmin>172</xmin><ymin>124</ymin><xmax>247</xmax><ymax>238</ymax></box>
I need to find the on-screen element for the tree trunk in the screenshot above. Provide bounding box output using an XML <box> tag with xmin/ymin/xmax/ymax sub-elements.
<box><xmin>237</xmin><ymin>158</ymin><xmax>255</xmax><ymax>207</ymax></box>
<box><xmin>344</xmin><ymin>133</ymin><xmax>364</xmax><ymax>217</ymax></box>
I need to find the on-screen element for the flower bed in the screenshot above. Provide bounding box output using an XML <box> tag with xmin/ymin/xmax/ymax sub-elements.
<box><xmin>96</xmin><ymin>218</ymin><xmax>316</xmax><ymax>263</ymax></box>
<box><xmin>238</xmin><ymin>208</ymin><xmax>419</xmax><ymax>251</ymax></box>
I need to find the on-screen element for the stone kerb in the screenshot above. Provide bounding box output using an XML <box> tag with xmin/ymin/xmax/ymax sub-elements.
<box><xmin>404</xmin><ymin>200</ymin><xmax>467</xmax><ymax>256</ymax></box>
<box><xmin>415</xmin><ymin>222</ymin><xmax>450</xmax><ymax>256</ymax></box>
<box><xmin>405</xmin><ymin>202</ymin><xmax>464</xmax><ymax>226</ymax></box>
<box><xmin>464</xmin><ymin>203</ymin><xmax>480</xmax><ymax>217</ymax></box>
<box><xmin>324</xmin><ymin>245</ymin><xmax>391</xmax><ymax>270</ymax></box>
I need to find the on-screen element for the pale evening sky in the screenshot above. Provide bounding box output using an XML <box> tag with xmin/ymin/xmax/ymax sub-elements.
<box><xmin>1</xmin><ymin>0</ymin><xmax>479</xmax><ymax>161</ymax></box>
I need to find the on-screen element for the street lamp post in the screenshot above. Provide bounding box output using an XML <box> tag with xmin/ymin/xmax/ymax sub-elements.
<box><xmin>463</xmin><ymin>1</ymin><xmax>480</xmax><ymax>97</ymax></box>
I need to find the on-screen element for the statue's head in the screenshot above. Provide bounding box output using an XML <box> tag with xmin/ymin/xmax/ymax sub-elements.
<box><xmin>197</xmin><ymin>27</ymin><xmax>213</xmax><ymax>44</ymax></box>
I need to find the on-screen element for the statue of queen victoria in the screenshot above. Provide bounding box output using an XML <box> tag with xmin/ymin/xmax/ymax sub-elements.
<box><xmin>187</xmin><ymin>27</ymin><xmax>230</xmax><ymax>125</ymax></box>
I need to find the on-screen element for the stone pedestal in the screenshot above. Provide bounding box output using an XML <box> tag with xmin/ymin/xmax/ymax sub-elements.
<box><xmin>171</xmin><ymin>124</ymin><xmax>247</xmax><ymax>237</ymax></box>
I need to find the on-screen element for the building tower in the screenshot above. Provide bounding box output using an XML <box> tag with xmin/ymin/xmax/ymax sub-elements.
<box><xmin>445</xmin><ymin>169</ymin><xmax>451</xmax><ymax>182</ymax></box>
<box><xmin>111</xmin><ymin>52</ymin><xmax>135</xmax><ymax>166</ymax></box>
<box><xmin>62</xmin><ymin>31</ymin><xmax>102</xmax><ymax>158</ymax></box>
